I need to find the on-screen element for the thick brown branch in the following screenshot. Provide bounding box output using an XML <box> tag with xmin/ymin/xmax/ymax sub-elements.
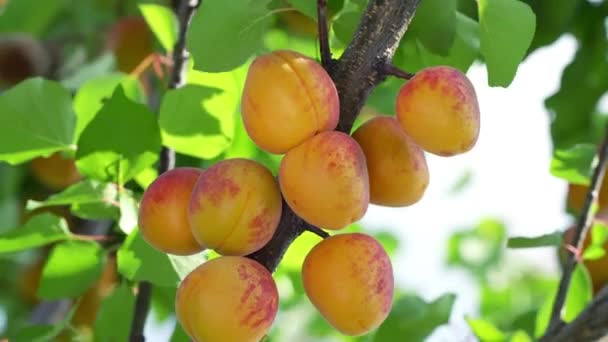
<box><xmin>245</xmin><ymin>0</ymin><xmax>421</xmax><ymax>272</ymax></box>
<box><xmin>129</xmin><ymin>1</ymin><xmax>199</xmax><ymax>341</ymax></box>
<box><xmin>545</xmin><ymin>125</ymin><xmax>608</xmax><ymax>336</ymax></box>
<box><xmin>542</xmin><ymin>286</ymin><xmax>608</xmax><ymax>341</ymax></box>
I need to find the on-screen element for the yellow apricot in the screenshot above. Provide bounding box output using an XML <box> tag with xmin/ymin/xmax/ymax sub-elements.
<box><xmin>30</xmin><ymin>152</ymin><xmax>82</xmax><ymax>191</ymax></box>
<box><xmin>188</xmin><ymin>158</ymin><xmax>282</xmax><ymax>256</ymax></box>
<box><xmin>279</xmin><ymin>131</ymin><xmax>369</xmax><ymax>230</ymax></box>
<box><xmin>138</xmin><ymin>167</ymin><xmax>205</xmax><ymax>256</ymax></box>
<box><xmin>175</xmin><ymin>256</ymin><xmax>279</xmax><ymax>342</ymax></box>
<box><xmin>302</xmin><ymin>233</ymin><xmax>394</xmax><ymax>336</ymax></box>
<box><xmin>352</xmin><ymin>116</ymin><xmax>429</xmax><ymax>207</ymax></box>
<box><xmin>241</xmin><ymin>50</ymin><xmax>339</xmax><ymax>154</ymax></box>
<box><xmin>396</xmin><ymin>66</ymin><xmax>480</xmax><ymax>156</ymax></box>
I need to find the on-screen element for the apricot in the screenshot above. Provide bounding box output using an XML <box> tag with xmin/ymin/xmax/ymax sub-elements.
<box><xmin>352</xmin><ymin>116</ymin><xmax>429</xmax><ymax>207</ymax></box>
<box><xmin>188</xmin><ymin>159</ymin><xmax>282</xmax><ymax>256</ymax></box>
<box><xmin>561</xmin><ymin>212</ymin><xmax>608</xmax><ymax>294</ymax></box>
<box><xmin>279</xmin><ymin>131</ymin><xmax>369</xmax><ymax>229</ymax></box>
<box><xmin>30</xmin><ymin>152</ymin><xmax>82</xmax><ymax>191</ymax></box>
<box><xmin>0</xmin><ymin>34</ymin><xmax>51</xmax><ymax>87</ymax></box>
<box><xmin>395</xmin><ymin>66</ymin><xmax>480</xmax><ymax>156</ymax></box>
<box><xmin>302</xmin><ymin>233</ymin><xmax>394</xmax><ymax>336</ymax></box>
<box><xmin>241</xmin><ymin>50</ymin><xmax>339</xmax><ymax>154</ymax></box>
<box><xmin>566</xmin><ymin>182</ymin><xmax>608</xmax><ymax>215</ymax></box>
<box><xmin>105</xmin><ymin>17</ymin><xmax>154</xmax><ymax>73</ymax></box>
<box><xmin>138</xmin><ymin>167</ymin><xmax>205</xmax><ymax>256</ymax></box>
<box><xmin>175</xmin><ymin>256</ymin><xmax>279</xmax><ymax>342</ymax></box>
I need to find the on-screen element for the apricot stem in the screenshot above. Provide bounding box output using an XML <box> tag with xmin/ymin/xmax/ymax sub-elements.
<box><xmin>317</xmin><ymin>0</ymin><xmax>332</xmax><ymax>70</ymax></box>
<box><xmin>306</xmin><ymin>226</ymin><xmax>330</xmax><ymax>239</ymax></box>
<box><xmin>381</xmin><ymin>63</ymin><xmax>415</xmax><ymax>80</ymax></box>
<box><xmin>544</xmin><ymin>125</ymin><xmax>608</xmax><ymax>338</ymax></box>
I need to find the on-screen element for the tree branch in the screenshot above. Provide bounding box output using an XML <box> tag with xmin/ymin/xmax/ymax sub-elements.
<box><xmin>317</xmin><ymin>0</ymin><xmax>331</xmax><ymax>70</ymax></box>
<box><xmin>381</xmin><ymin>63</ymin><xmax>415</xmax><ymax>80</ymax></box>
<box><xmin>128</xmin><ymin>1</ymin><xmax>199</xmax><ymax>341</ymax></box>
<box><xmin>541</xmin><ymin>286</ymin><xmax>608</xmax><ymax>341</ymax></box>
<box><xmin>245</xmin><ymin>0</ymin><xmax>421</xmax><ymax>272</ymax></box>
<box><xmin>544</xmin><ymin>125</ymin><xmax>608</xmax><ymax>336</ymax></box>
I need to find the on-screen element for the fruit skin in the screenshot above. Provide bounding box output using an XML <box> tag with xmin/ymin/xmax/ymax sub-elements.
<box><xmin>188</xmin><ymin>159</ymin><xmax>282</xmax><ymax>256</ymax></box>
<box><xmin>175</xmin><ymin>256</ymin><xmax>279</xmax><ymax>342</ymax></box>
<box><xmin>30</xmin><ymin>152</ymin><xmax>82</xmax><ymax>191</ymax></box>
<box><xmin>302</xmin><ymin>233</ymin><xmax>394</xmax><ymax>336</ymax></box>
<box><xmin>352</xmin><ymin>116</ymin><xmax>429</xmax><ymax>207</ymax></box>
<box><xmin>279</xmin><ymin>131</ymin><xmax>369</xmax><ymax>230</ymax></box>
<box><xmin>105</xmin><ymin>17</ymin><xmax>154</xmax><ymax>73</ymax></box>
<box><xmin>0</xmin><ymin>34</ymin><xmax>51</xmax><ymax>87</ymax></box>
<box><xmin>561</xmin><ymin>211</ymin><xmax>608</xmax><ymax>294</ymax></box>
<box><xmin>138</xmin><ymin>167</ymin><xmax>205</xmax><ymax>256</ymax></box>
<box><xmin>241</xmin><ymin>50</ymin><xmax>339</xmax><ymax>154</ymax></box>
<box><xmin>396</xmin><ymin>66</ymin><xmax>480</xmax><ymax>156</ymax></box>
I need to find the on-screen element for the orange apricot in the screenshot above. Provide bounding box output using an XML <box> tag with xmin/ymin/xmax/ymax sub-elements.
<box><xmin>138</xmin><ymin>167</ymin><xmax>205</xmax><ymax>256</ymax></box>
<box><xmin>352</xmin><ymin>116</ymin><xmax>429</xmax><ymax>206</ymax></box>
<box><xmin>302</xmin><ymin>233</ymin><xmax>394</xmax><ymax>336</ymax></box>
<box><xmin>241</xmin><ymin>50</ymin><xmax>339</xmax><ymax>154</ymax></box>
<box><xmin>175</xmin><ymin>256</ymin><xmax>279</xmax><ymax>342</ymax></box>
<box><xmin>30</xmin><ymin>152</ymin><xmax>82</xmax><ymax>191</ymax></box>
<box><xmin>395</xmin><ymin>66</ymin><xmax>480</xmax><ymax>156</ymax></box>
<box><xmin>188</xmin><ymin>159</ymin><xmax>282</xmax><ymax>256</ymax></box>
<box><xmin>105</xmin><ymin>17</ymin><xmax>154</xmax><ymax>73</ymax></box>
<box><xmin>279</xmin><ymin>131</ymin><xmax>369</xmax><ymax>229</ymax></box>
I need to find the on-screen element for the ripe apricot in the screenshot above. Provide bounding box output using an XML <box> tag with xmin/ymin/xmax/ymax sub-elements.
<box><xmin>175</xmin><ymin>256</ymin><xmax>279</xmax><ymax>342</ymax></box>
<box><xmin>138</xmin><ymin>167</ymin><xmax>205</xmax><ymax>256</ymax></box>
<box><xmin>352</xmin><ymin>116</ymin><xmax>429</xmax><ymax>207</ymax></box>
<box><xmin>105</xmin><ymin>17</ymin><xmax>154</xmax><ymax>73</ymax></box>
<box><xmin>396</xmin><ymin>66</ymin><xmax>480</xmax><ymax>156</ymax></box>
<box><xmin>241</xmin><ymin>50</ymin><xmax>339</xmax><ymax>154</ymax></box>
<box><xmin>279</xmin><ymin>131</ymin><xmax>369</xmax><ymax>230</ymax></box>
<box><xmin>302</xmin><ymin>233</ymin><xmax>394</xmax><ymax>336</ymax></box>
<box><xmin>30</xmin><ymin>152</ymin><xmax>82</xmax><ymax>191</ymax></box>
<box><xmin>188</xmin><ymin>159</ymin><xmax>282</xmax><ymax>256</ymax></box>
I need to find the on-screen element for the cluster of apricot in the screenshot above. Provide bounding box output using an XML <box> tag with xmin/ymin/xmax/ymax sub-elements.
<box><xmin>138</xmin><ymin>49</ymin><xmax>480</xmax><ymax>341</ymax></box>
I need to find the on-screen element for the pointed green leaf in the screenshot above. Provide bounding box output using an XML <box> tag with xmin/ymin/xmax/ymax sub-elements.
<box><xmin>466</xmin><ymin>318</ymin><xmax>507</xmax><ymax>341</ymax></box>
<box><xmin>139</xmin><ymin>4</ymin><xmax>178</xmax><ymax>51</ymax></box>
<box><xmin>0</xmin><ymin>78</ymin><xmax>75</xmax><ymax>164</ymax></box>
<box><xmin>187</xmin><ymin>0</ymin><xmax>273</xmax><ymax>72</ymax></box>
<box><xmin>562</xmin><ymin>263</ymin><xmax>593</xmax><ymax>322</ymax></box>
<box><xmin>286</xmin><ymin>0</ymin><xmax>317</xmax><ymax>19</ymax></box>
<box><xmin>478</xmin><ymin>0</ymin><xmax>536</xmax><ymax>86</ymax></box>
<box><xmin>38</xmin><ymin>241</ymin><xmax>106</xmax><ymax>299</ymax></box>
<box><xmin>409</xmin><ymin>0</ymin><xmax>457</xmax><ymax>55</ymax></box>
<box><xmin>76</xmin><ymin>86</ymin><xmax>161</xmax><ymax>184</ymax></box>
<box><xmin>94</xmin><ymin>283</ymin><xmax>135</xmax><ymax>342</ymax></box>
<box><xmin>168</xmin><ymin>252</ymin><xmax>208</xmax><ymax>280</ymax></box>
<box><xmin>25</xmin><ymin>180</ymin><xmax>118</xmax><ymax>209</ymax></box>
<box><xmin>550</xmin><ymin>144</ymin><xmax>596</xmax><ymax>185</ymax></box>
<box><xmin>507</xmin><ymin>232</ymin><xmax>563</xmax><ymax>249</ymax></box>
<box><xmin>0</xmin><ymin>213</ymin><xmax>70</xmax><ymax>253</ymax></box>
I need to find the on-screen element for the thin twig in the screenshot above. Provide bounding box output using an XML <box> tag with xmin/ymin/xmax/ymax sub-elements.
<box><xmin>382</xmin><ymin>64</ymin><xmax>415</xmax><ymax>80</ymax></box>
<box><xmin>128</xmin><ymin>1</ymin><xmax>200</xmax><ymax>341</ymax></box>
<box><xmin>305</xmin><ymin>226</ymin><xmax>330</xmax><ymax>239</ymax></box>
<box><xmin>545</xmin><ymin>125</ymin><xmax>608</xmax><ymax>334</ymax></box>
<box><xmin>317</xmin><ymin>0</ymin><xmax>331</xmax><ymax>70</ymax></box>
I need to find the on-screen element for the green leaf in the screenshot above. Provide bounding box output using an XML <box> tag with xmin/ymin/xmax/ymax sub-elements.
<box><xmin>0</xmin><ymin>0</ymin><xmax>68</xmax><ymax>35</ymax></box>
<box><xmin>286</xmin><ymin>0</ymin><xmax>317</xmax><ymax>19</ymax></box>
<box><xmin>409</xmin><ymin>0</ymin><xmax>457</xmax><ymax>55</ymax></box>
<box><xmin>60</xmin><ymin>53</ymin><xmax>117</xmax><ymax>90</ymax></box>
<box><xmin>117</xmin><ymin>229</ymin><xmax>179</xmax><ymax>287</ymax></box>
<box><xmin>76</xmin><ymin>86</ymin><xmax>162</xmax><ymax>184</ymax></box>
<box><xmin>38</xmin><ymin>241</ymin><xmax>106</xmax><ymax>300</ymax></box>
<box><xmin>550</xmin><ymin>144</ymin><xmax>596</xmax><ymax>185</ymax></box>
<box><xmin>478</xmin><ymin>0</ymin><xmax>536</xmax><ymax>86</ymax></box>
<box><xmin>159</xmin><ymin>85</ymin><xmax>232</xmax><ymax>159</ymax></box>
<box><xmin>12</xmin><ymin>306</ymin><xmax>75</xmax><ymax>342</ymax></box>
<box><xmin>71</xmin><ymin>202</ymin><xmax>120</xmax><ymax>221</ymax></box>
<box><xmin>534</xmin><ymin>291</ymin><xmax>555</xmax><ymax>338</ymax></box>
<box><xmin>72</xmin><ymin>73</ymin><xmax>145</xmax><ymax>141</ymax></box>
<box><xmin>139</xmin><ymin>4</ymin><xmax>178</xmax><ymax>51</ymax></box>
<box><xmin>562</xmin><ymin>263</ymin><xmax>592</xmax><ymax>322</ymax></box>
<box><xmin>507</xmin><ymin>232</ymin><xmax>563</xmax><ymax>249</ymax></box>
<box><xmin>94</xmin><ymin>283</ymin><xmax>135</xmax><ymax>342</ymax></box>
<box><xmin>590</xmin><ymin>222</ymin><xmax>608</xmax><ymax>247</ymax></box>
<box><xmin>25</xmin><ymin>180</ymin><xmax>118</xmax><ymax>209</ymax></box>
<box><xmin>168</xmin><ymin>252</ymin><xmax>208</xmax><ymax>280</ymax></box>
<box><xmin>187</xmin><ymin>0</ymin><xmax>273</xmax><ymax>72</ymax></box>
<box><xmin>373</xmin><ymin>231</ymin><xmax>400</xmax><ymax>257</ymax></box>
<box><xmin>0</xmin><ymin>213</ymin><xmax>70</xmax><ymax>253</ymax></box>
<box><xmin>0</xmin><ymin>78</ymin><xmax>75</xmax><ymax>164</ymax></box>
<box><xmin>373</xmin><ymin>293</ymin><xmax>455</xmax><ymax>342</ymax></box>
<box><xmin>119</xmin><ymin>192</ymin><xmax>139</xmax><ymax>235</ymax></box>
<box><xmin>333</xmin><ymin>9</ymin><xmax>363</xmax><ymax>45</ymax></box>
<box><xmin>466</xmin><ymin>318</ymin><xmax>507</xmax><ymax>342</ymax></box>
<box><xmin>509</xmin><ymin>330</ymin><xmax>533</xmax><ymax>342</ymax></box>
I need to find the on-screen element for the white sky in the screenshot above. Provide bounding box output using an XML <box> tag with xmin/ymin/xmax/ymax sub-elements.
<box><xmin>360</xmin><ymin>35</ymin><xmax>579</xmax><ymax>340</ymax></box>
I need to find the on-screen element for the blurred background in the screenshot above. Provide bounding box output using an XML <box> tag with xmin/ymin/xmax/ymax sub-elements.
<box><xmin>1</xmin><ymin>0</ymin><xmax>606</xmax><ymax>341</ymax></box>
